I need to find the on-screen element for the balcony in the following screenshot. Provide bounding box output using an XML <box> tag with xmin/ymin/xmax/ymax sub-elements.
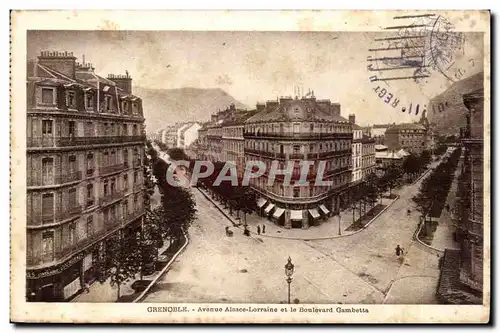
<box><xmin>251</xmin><ymin>184</ymin><xmax>330</xmax><ymax>204</ymax></box>
<box><xmin>28</xmin><ymin>171</ymin><xmax>82</xmax><ymax>187</ymax></box>
<box><xmin>99</xmin><ymin>163</ymin><xmax>126</xmax><ymax>176</ymax></box>
<box><xmin>27</xmin><ymin>209</ymin><xmax>145</xmax><ymax>267</ymax></box>
<box><xmin>100</xmin><ymin>190</ymin><xmax>126</xmax><ymax>206</ymax></box>
<box><xmin>27</xmin><ymin>135</ymin><xmax>146</xmax><ymax>148</ymax></box>
<box><xmin>28</xmin><ymin>205</ymin><xmax>83</xmax><ymax>226</ymax></box>
<box><xmin>243</xmin><ymin>132</ymin><xmax>353</xmax><ymax>140</ymax></box>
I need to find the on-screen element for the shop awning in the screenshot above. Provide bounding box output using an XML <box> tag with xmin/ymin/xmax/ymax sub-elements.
<box><xmin>308</xmin><ymin>208</ymin><xmax>320</xmax><ymax>219</ymax></box>
<box><xmin>264</xmin><ymin>203</ymin><xmax>275</xmax><ymax>215</ymax></box>
<box><xmin>257</xmin><ymin>198</ymin><xmax>267</xmax><ymax>208</ymax></box>
<box><xmin>273</xmin><ymin>207</ymin><xmax>285</xmax><ymax>219</ymax></box>
<box><xmin>319</xmin><ymin>204</ymin><xmax>330</xmax><ymax>215</ymax></box>
<box><xmin>290</xmin><ymin>210</ymin><xmax>303</xmax><ymax>221</ymax></box>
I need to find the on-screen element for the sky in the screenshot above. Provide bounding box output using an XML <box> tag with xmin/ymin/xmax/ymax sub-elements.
<box><xmin>27</xmin><ymin>30</ymin><xmax>484</xmax><ymax>126</ymax></box>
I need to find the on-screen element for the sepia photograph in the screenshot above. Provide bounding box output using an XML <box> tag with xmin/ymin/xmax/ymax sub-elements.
<box><xmin>10</xmin><ymin>10</ymin><xmax>490</xmax><ymax>323</ymax></box>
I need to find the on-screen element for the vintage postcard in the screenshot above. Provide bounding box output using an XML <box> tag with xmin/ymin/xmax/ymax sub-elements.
<box><xmin>10</xmin><ymin>10</ymin><xmax>490</xmax><ymax>323</ymax></box>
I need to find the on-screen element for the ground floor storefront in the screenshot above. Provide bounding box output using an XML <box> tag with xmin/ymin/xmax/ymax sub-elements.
<box><xmin>255</xmin><ymin>189</ymin><xmax>349</xmax><ymax>230</ymax></box>
<box><xmin>26</xmin><ymin>217</ymin><xmax>143</xmax><ymax>302</ymax></box>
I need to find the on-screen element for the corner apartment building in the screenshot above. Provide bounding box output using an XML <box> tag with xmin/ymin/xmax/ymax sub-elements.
<box><xmin>244</xmin><ymin>96</ymin><xmax>353</xmax><ymax>229</ymax></box>
<box><xmin>26</xmin><ymin>51</ymin><xmax>146</xmax><ymax>302</ymax></box>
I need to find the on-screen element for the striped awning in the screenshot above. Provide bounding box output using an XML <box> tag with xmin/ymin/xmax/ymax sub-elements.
<box><xmin>308</xmin><ymin>208</ymin><xmax>320</xmax><ymax>219</ymax></box>
<box><xmin>273</xmin><ymin>207</ymin><xmax>285</xmax><ymax>219</ymax></box>
<box><xmin>319</xmin><ymin>204</ymin><xmax>330</xmax><ymax>215</ymax></box>
<box><xmin>264</xmin><ymin>203</ymin><xmax>275</xmax><ymax>215</ymax></box>
<box><xmin>290</xmin><ymin>210</ymin><xmax>303</xmax><ymax>221</ymax></box>
<box><xmin>257</xmin><ymin>198</ymin><xmax>267</xmax><ymax>208</ymax></box>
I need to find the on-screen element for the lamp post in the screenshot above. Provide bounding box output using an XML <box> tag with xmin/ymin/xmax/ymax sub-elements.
<box><xmin>284</xmin><ymin>256</ymin><xmax>294</xmax><ymax>304</ymax></box>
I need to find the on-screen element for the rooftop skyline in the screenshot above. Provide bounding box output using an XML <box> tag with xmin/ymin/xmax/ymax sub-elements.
<box><xmin>28</xmin><ymin>30</ymin><xmax>483</xmax><ymax>126</ymax></box>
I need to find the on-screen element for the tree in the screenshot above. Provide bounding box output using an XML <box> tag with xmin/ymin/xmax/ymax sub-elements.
<box><xmin>161</xmin><ymin>185</ymin><xmax>197</xmax><ymax>246</ymax></box>
<box><xmin>97</xmin><ymin>234</ymin><xmax>141</xmax><ymax>301</ymax></box>
<box><xmin>382</xmin><ymin>163</ymin><xmax>402</xmax><ymax>196</ymax></box>
<box><xmin>364</xmin><ymin>173</ymin><xmax>380</xmax><ymax>210</ymax></box>
<box><xmin>167</xmin><ymin>147</ymin><xmax>189</xmax><ymax>161</ymax></box>
<box><xmin>232</xmin><ymin>186</ymin><xmax>257</xmax><ymax>226</ymax></box>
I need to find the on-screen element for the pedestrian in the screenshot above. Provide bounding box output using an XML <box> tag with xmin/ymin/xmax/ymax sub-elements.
<box><xmin>83</xmin><ymin>282</ymin><xmax>90</xmax><ymax>294</ymax></box>
<box><xmin>395</xmin><ymin>245</ymin><xmax>402</xmax><ymax>257</ymax></box>
<box><xmin>262</xmin><ymin>224</ymin><xmax>266</xmax><ymax>234</ymax></box>
<box><xmin>257</xmin><ymin>225</ymin><xmax>261</xmax><ymax>235</ymax></box>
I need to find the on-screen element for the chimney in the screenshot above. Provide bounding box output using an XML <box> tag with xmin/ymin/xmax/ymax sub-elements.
<box><xmin>349</xmin><ymin>114</ymin><xmax>356</xmax><ymax>124</ymax></box>
<box><xmin>107</xmin><ymin>72</ymin><xmax>132</xmax><ymax>94</ymax></box>
<box><xmin>256</xmin><ymin>103</ymin><xmax>265</xmax><ymax>112</ymax></box>
<box><xmin>37</xmin><ymin>51</ymin><xmax>76</xmax><ymax>78</ymax></box>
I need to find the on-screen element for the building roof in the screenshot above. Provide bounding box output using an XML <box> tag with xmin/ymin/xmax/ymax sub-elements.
<box><xmin>375</xmin><ymin>150</ymin><xmax>404</xmax><ymax>159</ymax></box>
<box><xmin>386</xmin><ymin>123</ymin><xmax>427</xmax><ymax>133</ymax></box>
<box><xmin>372</xmin><ymin>123</ymin><xmax>393</xmax><ymax>129</ymax></box>
<box><xmin>221</xmin><ymin>110</ymin><xmax>259</xmax><ymax>126</ymax></box>
<box><xmin>375</xmin><ymin>144</ymin><xmax>388</xmax><ymax>151</ymax></box>
<box><xmin>352</xmin><ymin>123</ymin><xmax>362</xmax><ymax>130</ymax></box>
<box><xmin>246</xmin><ymin>98</ymin><xmax>349</xmax><ymax>124</ymax></box>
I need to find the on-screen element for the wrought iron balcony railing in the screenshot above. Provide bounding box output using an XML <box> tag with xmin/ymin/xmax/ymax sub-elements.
<box><xmin>28</xmin><ymin>205</ymin><xmax>83</xmax><ymax>226</ymax></box>
<box><xmin>27</xmin><ymin>135</ymin><xmax>146</xmax><ymax>148</ymax></box>
<box><xmin>27</xmin><ymin>171</ymin><xmax>82</xmax><ymax>187</ymax></box>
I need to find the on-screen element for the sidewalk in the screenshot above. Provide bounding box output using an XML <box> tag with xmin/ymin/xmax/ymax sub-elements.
<box><xmin>429</xmin><ymin>158</ymin><xmax>462</xmax><ymax>251</ymax></box>
<box><xmin>198</xmin><ymin>188</ymin><xmax>397</xmax><ymax>240</ymax></box>
<box><xmin>72</xmin><ymin>237</ymin><xmax>173</xmax><ymax>303</ymax></box>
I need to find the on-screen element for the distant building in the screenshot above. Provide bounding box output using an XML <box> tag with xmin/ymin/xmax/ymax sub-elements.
<box><xmin>180</xmin><ymin>122</ymin><xmax>202</xmax><ymax>148</ymax></box>
<box><xmin>385</xmin><ymin>123</ymin><xmax>428</xmax><ymax>155</ymax></box>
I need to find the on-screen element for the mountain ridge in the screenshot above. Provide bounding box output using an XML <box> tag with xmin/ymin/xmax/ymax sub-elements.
<box><xmin>134</xmin><ymin>86</ymin><xmax>248</xmax><ymax>132</ymax></box>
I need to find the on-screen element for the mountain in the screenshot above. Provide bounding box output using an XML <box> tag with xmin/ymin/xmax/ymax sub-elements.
<box><xmin>428</xmin><ymin>72</ymin><xmax>484</xmax><ymax>137</ymax></box>
<box><xmin>133</xmin><ymin>87</ymin><xmax>248</xmax><ymax>132</ymax></box>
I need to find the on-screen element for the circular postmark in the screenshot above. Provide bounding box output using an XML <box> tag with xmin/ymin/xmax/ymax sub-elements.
<box><xmin>366</xmin><ymin>13</ymin><xmax>480</xmax><ymax>116</ymax></box>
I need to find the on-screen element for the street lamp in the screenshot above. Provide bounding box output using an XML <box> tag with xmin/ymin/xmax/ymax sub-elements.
<box><xmin>284</xmin><ymin>256</ymin><xmax>294</xmax><ymax>304</ymax></box>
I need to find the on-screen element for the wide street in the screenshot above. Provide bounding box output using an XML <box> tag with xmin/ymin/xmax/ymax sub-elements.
<box><xmin>143</xmin><ymin>164</ymin><xmax>441</xmax><ymax>304</ymax></box>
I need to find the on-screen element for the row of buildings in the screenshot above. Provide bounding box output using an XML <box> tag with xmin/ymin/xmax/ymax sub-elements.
<box><xmin>26</xmin><ymin>51</ymin><xmax>146</xmax><ymax>302</ymax></box>
<box><xmin>192</xmin><ymin>96</ymin><xmax>376</xmax><ymax>229</ymax></box>
<box><xmin>150</xmin><ymin>122</ymin><xmax>201</xmax><ymax>151</ymax></box>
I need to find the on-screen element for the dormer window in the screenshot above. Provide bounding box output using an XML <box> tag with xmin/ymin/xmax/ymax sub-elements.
<box><xmin>85</xmin><ymin>92</ymin><xmax>94</xmax><ymax>111</ymax></box>
<box><xmin>104</xmin><ymin>95</ymin><xmax>112</xmax><ymax>111</ymax></box>
<box><xmin>41</xmin><ymin>87</ymin><xmax>56</xmax><ymax>105</ymax></box>
<box><xmin>66</xmin><ymin>91</ymin><xmax>76</xmax><ymax>109</ymax></box>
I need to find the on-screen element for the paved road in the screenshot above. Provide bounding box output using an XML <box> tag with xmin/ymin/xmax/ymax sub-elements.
<box><xmin>143</xmin><ymin>166</ymin><xmax>440</xmax><ymax>304</ymax></box>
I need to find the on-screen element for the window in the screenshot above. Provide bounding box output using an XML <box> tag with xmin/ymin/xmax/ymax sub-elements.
<box><xmin>86</xmin><ymin>216</ymin><xmax>93</xmax><ymax>236</ymax></box>
<box><xmin>293</xmin><ymin>123</ymin><xmax>300</xmax><ymax>133</ymax></box>
<box><xmin>41</xmin><ymin>193</ymin><xmax>54</xmax><ymax>222</ymax></box>
<box><xmin>85</xmin><ymin>93</ymin><xmax>94</xmax><ymax>110</ymax></box>
<box><xmin>68</xmin><ymin>121</ymin><xmax>76</xmax><ymax>137</ymax></box>
<box><xmin>85</xmin><ymin>122</ymin><xmax>94</xmax><ymax>137</ymax></box>
<box><xmin>68</xmin><ymin>188</ymin><xmax>77</xmax><ymax>208</ymax></box>
<box><xmin>110</xmin><ymin>178</ymin><xmax>116</xmax><ymax>194</ymax></box>
<box><xmin>69</xmin><ymin>222</ymin><xmax>76</xmax><ymax>246</ymax></box>
<box><xmin>122</xmin><ymin>124</ymin><xmax>128</xmax><ymax>136</ymax></box>
<box><xmin>133</xmin><ymin>124</ymin><xmax>138</xmax><ymax>136</ymax></box>
<box><xmin>66</xmin><ymin>91</ymin><xmax>76</xmax><ymax>108</ymax></box>
<box><xmin>310</xmin><ymin>123</ymin><xmax>314</xmax><ymax>132</ymax></box>
<box><xmin>86</xmin><ymin>153</ymin><xmax>94</xmax><ymax>175</ymax></box>
<box><xmin>104</xmin><ymin>179</ymin><xmax>109</xmax><ymax>196</ymax></box>
<box><xmin>42</xmin><ymin>231</ymin><xmax>54</xmax><ymax>261</ymax></box>
<box><xmin>134</xmin><ymin>171</ymin><xmax>138</xmax><ymax>184</ymax></box>
<box><xmin>41</xmin><ymin>157</ymin><xmax>54</xmax><ymax>184</ymax></box>
<box><xmin>103</xmin><ymin>207</ymin><xmax>109</xmax><ymax>223</ymax></box>
<box><xmin>309</xmin><ymin>144</ymin><xmax>315</xmax><ymax>153</ymax></box>
<box><xmin>309</xmin><ymin>186</ymin><xmax>314</xmax><ymax>197</ymax></box>
<box><xmin>105</xmin><ymin>95</ymin><xmax>112</xmax><ymax>111</ymax></box>
<box><xmin>123</xmin><ymin>174</ymin><xmax>128</xmax><ymax>191</ymax></box>
<box><xmin>293</xmin><ymin>187</ymin><xmax>300</xmax><ymax>198</ymax></box>
<box><xmin>280</xmin><ymin>145</ymin><xmax>284</xmax><ymax>154</ymax></box>
<box><xmin>293</xmin><ymin>145</ymin><xmax>300</xmax><ymax>154</ymax></box>
<box><xmin>111</xmin><ymin>150</ymin><xmax>116</xmax><ymax>165</ymax></box>
<box><xmin>42</xmin><ymin>120</ymin><xmax>53</xmax><ymax>135</ymax></box>
<box><xmin>86</xmin><ymin>184</ymin><xmax>94</xmax><ymax>206</ymax></box>
<box><xmin>41</xmin><ymin>88</ymin><xmax>55</xmax><ymax>104</ymax></box>
<box><xmin>123</xmin><ymin>149</ymin><xmax>129</xmax><ymax>167</ymax></box>
<box><xmin>134</xmin><ymin>194</ymin><xmax>139</xmax><ymax>211</ymax></box>
<box><xmin>122</xmin><ymin>201</ymin><xmax>129</xmax><ymax>218</ymax></box>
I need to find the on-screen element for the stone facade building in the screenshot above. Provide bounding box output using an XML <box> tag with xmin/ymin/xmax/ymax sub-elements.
<box><xmin>26</xmin><ymin>51</ymin><xmax>146</xmax><ymax>302</ymax></box>
<box><xmin>244</xmin><ymin>96</ymin><xmax>352</xmax><ymax>229</ymax></box>
<box><xmin>385</xmin><ymin>123</ymin><xmax>428</xmax><ymax>155</ymax></box>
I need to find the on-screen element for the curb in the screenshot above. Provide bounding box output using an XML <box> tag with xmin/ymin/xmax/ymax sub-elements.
<box><xmin>132</xmin><ymin>231</ymin><xmax>190</xmax><ymax>303</ymax></box>
<box><xmin>413</xmin><ymin>219</ymin><xmax>444</xmax><ymax>257</ymax></box>
<box><xmin>197</xmin><ymin>187</ymin><xmax>399</xmax><ymax>241</ymax></box>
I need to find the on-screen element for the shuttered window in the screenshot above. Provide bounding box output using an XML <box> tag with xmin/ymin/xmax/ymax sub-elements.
<box><xmin>41</xmin><ymin>193</ymin><xmax>54</xmax><ymax>223</ymax></box>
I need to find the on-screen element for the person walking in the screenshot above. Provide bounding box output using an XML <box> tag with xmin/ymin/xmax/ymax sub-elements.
<box><xmin>395</xmin><ymin>245</ymin><xmax>403</xmax><ymax>257</ymax></box>
<box><xmin>257</xmin><ymin>225</ymin><xmax>261</xmax><ymax>235</ymax></box>
<box><xmin>262</xmin><ymin>224</ymin><xmax>266</xmax><ymax>234</ymax></box>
